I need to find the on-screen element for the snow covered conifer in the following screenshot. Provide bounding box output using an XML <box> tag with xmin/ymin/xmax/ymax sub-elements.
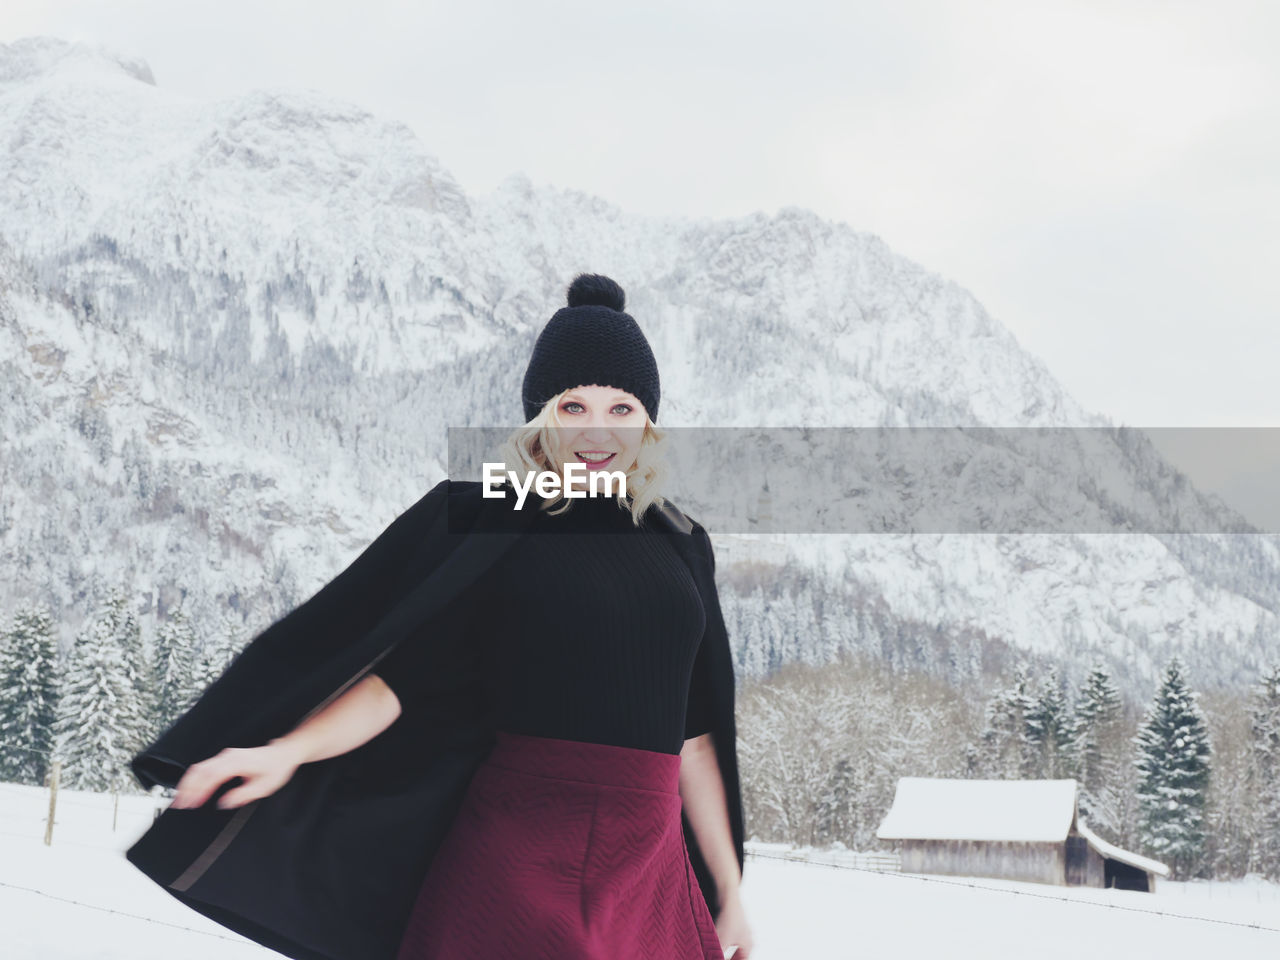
<box><xmin>1070</xmin><ymin>663</ymin><xmax>1124</xmax><ymax>832</ymax></box>
<box><xmin>53</xmin><ymin>590</ymin><xmax>152</xmax><ymax>792</ymax></box>
<box><xmin>152</xmin><ymin>605</ymin><xmax>201</xmax><ymax>734</ymax></box>
<box><xmin>102</xmin><ymin>585</ymin><xmax>155</xmax><ymax>720</ymax></box>
<box><xmin>1133</xmin><ymin>656</ymin><xmax>1212</xmax><ymax>878</ymax></box>
<box><xmin>1025</xmin><ymin>668</ymin><xmax>1072</xmax><ymax>778</ymax></box>
<box><xmin>979</xmin><ymin>668</ymin><xmax>1036</xmax><ymax>778</ymax></box>
<box><xmin>0</xmin><ymin>602</ymin><xmax>61</xmax><ymax>784</ymax></box>
<box><xmin>1248</xmin><ymin>662</ymin><xmax>1280</xmax><ymax>879</ymax></box>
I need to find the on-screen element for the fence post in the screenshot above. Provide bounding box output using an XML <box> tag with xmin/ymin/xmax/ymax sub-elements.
<box><xmin>44</xmin><ymin>760</ymin><xmax>61</xmax><ymax>846</ymax></box>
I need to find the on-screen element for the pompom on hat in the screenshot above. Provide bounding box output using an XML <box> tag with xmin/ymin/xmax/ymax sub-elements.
<box><xmin>521</xmin><ymin>274</ymin><xmax>661</xmax><ymax>423</ymax></box>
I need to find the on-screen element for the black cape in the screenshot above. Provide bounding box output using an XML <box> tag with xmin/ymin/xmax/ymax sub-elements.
<box><xmin>126</xmin><ymin>478</ymin><xmax>745</xmax><ymax>960</ymax></box>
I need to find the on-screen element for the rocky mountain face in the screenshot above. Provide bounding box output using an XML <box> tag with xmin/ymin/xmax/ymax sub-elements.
<box><xmin>2</xmin><ymin>36</ymin><xmax>1275</xmax><ymax>698</ymax></box>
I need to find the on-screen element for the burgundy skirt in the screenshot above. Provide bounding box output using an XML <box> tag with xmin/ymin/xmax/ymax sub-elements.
<box><xmin>394</xmin><ymin>730</ymin><xmax>725</xmax><ymax>960</ymax></box>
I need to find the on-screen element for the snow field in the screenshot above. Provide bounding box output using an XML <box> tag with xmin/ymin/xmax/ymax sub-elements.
<box><xmin>2</xmin><ymin>785</ymin><xmax>1277</xmax><ymax>959</ymax></box>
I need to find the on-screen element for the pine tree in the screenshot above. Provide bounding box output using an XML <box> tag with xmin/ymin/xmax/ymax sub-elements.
<box><xmin>1025</xmin><ymin>669</ymin><xmax>1072</xmax><ymax>778</ymax></box>
<box><xmin>1133</xmin><ymin>656</ymin><xmax>1212</xmax><ymax>878</ymax></box>
<box><xmin>152</xmin><ymin>605</ymin><xmax>201</xmax><ymax>735</ymax></box>
<box><xmin>979</xmin><ymin>668</ymin><xmax>1035</xmax><ymax>778</ymax></box>
<box><xmin>0</xmin><ymin>603</ymin><xmax>61</xmax><ymax>784</ymax></box>
<box><xmin>1247</xmin><ymin>662</ymin><xmax>1280</xmax><ymax>879</ymax></box>
<box><xmin>1070</xmin><ymin>663</ymin><xmax>1124</xmax><ymax>832</ymax></box>
<box><xmin>193</xmin><ymin>631</ymin><xmax>236</xmax><ymax>692</ymax></box>
<box><xmin>103</xmin><ymin>586</ymin><xmax>154</xmax><ymax>723</ymax></box>
<box><xmin>53</xmin><ymin>593</ymin><xmax>152</xmax><ymax>793</ymax></box>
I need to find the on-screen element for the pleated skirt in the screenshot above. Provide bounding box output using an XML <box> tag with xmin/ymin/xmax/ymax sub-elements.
<box><xmin>394</xmin><ymin>730</ymin><xmax>725</xmax><ymax>960</ymax></box>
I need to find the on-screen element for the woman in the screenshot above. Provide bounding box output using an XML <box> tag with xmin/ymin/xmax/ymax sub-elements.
<box><xmin>149</xmin><ymin>275</ymin><xmax>755</xmax><ymax>959</ymax></box>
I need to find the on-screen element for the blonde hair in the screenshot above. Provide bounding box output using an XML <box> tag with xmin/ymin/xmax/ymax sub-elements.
<box><xmin>496</xmin><ymin>387</ymin><xmax>672</xmax><ymax>526</ymax></box>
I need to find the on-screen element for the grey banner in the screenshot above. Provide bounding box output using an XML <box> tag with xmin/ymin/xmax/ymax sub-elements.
<box><xmin>447</xmin><ymin>426</ymin><xmax>1280</xmax><ymax>534</ymax></box>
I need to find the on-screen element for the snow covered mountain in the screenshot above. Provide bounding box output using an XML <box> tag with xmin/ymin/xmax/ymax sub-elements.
<box><xmin>1</xmin><ymin>36</ymin><xmax>1276</xmax><ymax>697</ymax></box>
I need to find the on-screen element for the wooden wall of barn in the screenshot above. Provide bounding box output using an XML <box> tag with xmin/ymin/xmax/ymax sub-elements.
<box><xmin>899</xmin><ymin>839</ymin><xmax>1065</xmax><ymax>885</ymax></box>
<box><xmin>1064</xmin><ymin>834</ymin><xmax>1105</xmax><ymax>887</ymax></box>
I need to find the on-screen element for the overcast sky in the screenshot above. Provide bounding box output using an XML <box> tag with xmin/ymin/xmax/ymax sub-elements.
<box><xmin>4</xmin><ymin>0</ymin><xmax>1278</xmax><ymax>526</ymax></box>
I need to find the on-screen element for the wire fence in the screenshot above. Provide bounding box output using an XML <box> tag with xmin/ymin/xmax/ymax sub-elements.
<box><xmin>0</xmin><ymin>851</ymin><xmax>1274</xmax><ymax>948</ymax></box>
<box><xmin>0</xmin><ymin>878</ymin><xmax>270</xmax><ymax>949</ymax></box>
<box><xmin>0</xmin><ymin>823</ymin><xmax>1275</xmax><ymax>944</ymax></box>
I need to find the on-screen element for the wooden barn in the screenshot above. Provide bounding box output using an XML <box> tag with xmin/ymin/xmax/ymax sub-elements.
<box><xmin>875</xmin><ymin>777</ymin><xmax>1169</xmax><ymax>892</ymax></box>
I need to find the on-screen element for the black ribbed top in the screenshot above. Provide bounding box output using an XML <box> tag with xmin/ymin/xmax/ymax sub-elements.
<box><xmin>373</xmin><ymin>492</ymin><xmax>714</xmax><ymax>756</ymax></box>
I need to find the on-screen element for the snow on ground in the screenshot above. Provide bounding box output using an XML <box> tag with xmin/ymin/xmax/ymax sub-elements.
<box><xmin>744</xmin><ymin>841</ymin><xmax>1279</xmax><ymax>958</ymax></box>
<box><xmin>0</xmin><ymin>782</ymin><xmax>273</xmax><ymax>959</ymax></box>
<box><xmin>2</xmin><ymin>784</ymin><xmax>1278</xmax><ymax>959</ymax></box>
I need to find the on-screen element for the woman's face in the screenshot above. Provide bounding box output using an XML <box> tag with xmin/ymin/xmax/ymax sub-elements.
<box><xmin>547</xmin><ymin>384</ymin><xmax>647</xmax><ymax>478</ymax></box>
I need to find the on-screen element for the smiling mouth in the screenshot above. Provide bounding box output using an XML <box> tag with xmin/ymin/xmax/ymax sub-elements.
<box><xmin>575</xmin><ymin>451</ymin><xmax>617</xmax><ymax>463</ymax></box>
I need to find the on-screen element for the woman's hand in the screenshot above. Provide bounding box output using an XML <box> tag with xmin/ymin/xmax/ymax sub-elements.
<box><xmin>170</xmin><ymin>742</ymin><xmax>303</xmax><ymax>810</ymax></box>
<box><xmin>715</xmin><ymin>889</ymin><xmax>755</xmax><ymax>959</ymax></box>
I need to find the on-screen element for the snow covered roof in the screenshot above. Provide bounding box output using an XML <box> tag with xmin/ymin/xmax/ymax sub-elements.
<box><xmin>1076</xmin><ymin>819</ymin><xmax>1170</xmax><ymax>877</ymax></box>
<box><xmin>876</xmin><ymin>777</ymin><xmax>1078</xmax><ymax>842</ymax></box>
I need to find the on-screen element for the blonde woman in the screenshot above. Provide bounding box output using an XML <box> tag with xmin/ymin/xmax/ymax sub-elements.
<box><xmin>129</xmin><ymin>275</ymin><xmax>753</xmax><ymax>960</ymax></box>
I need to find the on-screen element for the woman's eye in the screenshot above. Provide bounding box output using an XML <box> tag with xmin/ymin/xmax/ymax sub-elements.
<box><xmin>561</xmin><ymin>401</ymin><xmax>633</xmax><ymax>415</ymax></box>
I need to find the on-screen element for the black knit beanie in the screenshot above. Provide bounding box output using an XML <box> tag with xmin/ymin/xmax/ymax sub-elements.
<box><xmin>521</xmin><ymin>274</ymin><xmax>661</xmax><ymax>423</ymax></box>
